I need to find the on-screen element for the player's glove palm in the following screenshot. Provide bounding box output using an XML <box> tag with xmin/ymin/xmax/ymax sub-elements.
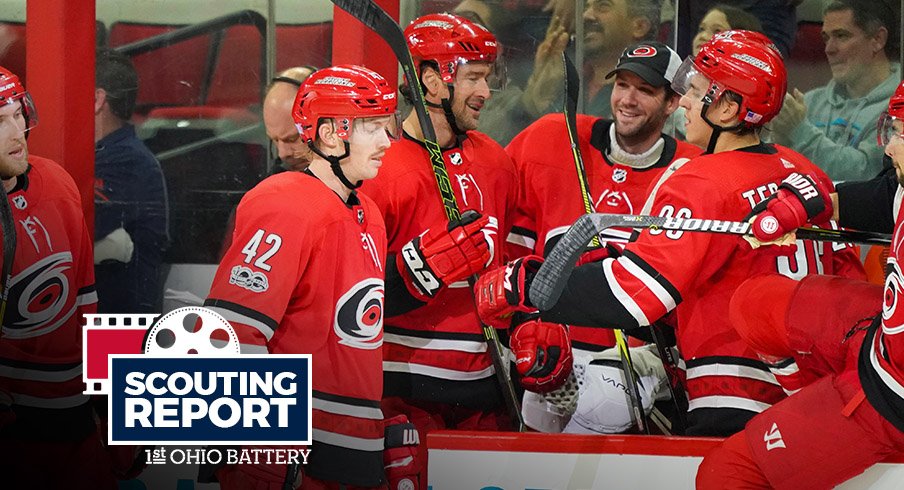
<box><xmin>475</xmin><ymin>255</ymin><xmax>544</xmax><ymax>328</ymax></box>
<box><xmin>399</xmin><ymin>210</ymin><xmax>491</xmax><ymax>300</ymax></box>
<box><xmin>750</xmin><ymin>172</ymin><xmax>833</xmax><ymax>242</ymax></box>
<box><xmin>511</xmin><ymin>319</ymin><xmax>573</xmax><ymax>393</ymax></box>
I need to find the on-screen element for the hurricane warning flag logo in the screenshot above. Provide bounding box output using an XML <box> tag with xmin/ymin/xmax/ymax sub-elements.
<box><xmin>84</xmin><ymin>307</ymin><xmax>311</xmax><ymax>445</ymax></box>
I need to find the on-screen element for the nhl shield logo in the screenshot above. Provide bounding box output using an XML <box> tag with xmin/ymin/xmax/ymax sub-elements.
<box><xmin>612</xmin><ymin>168</ymin><xmax>627</xmax><ymax>183</ymax></box>
<box><xmin>448</xmin><ymin>151</ymin><xmax>463</xmax><ymax>166</ymax></box>
<box><xmin>12</xmin><ymin>195</ymin><xmax>25</xmax><ymax>209</ymax></box>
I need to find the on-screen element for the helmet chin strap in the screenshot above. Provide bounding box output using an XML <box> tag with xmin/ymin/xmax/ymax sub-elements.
<box><xmin>700</xmin><ymin>99</ymin><xmax>744</xmax><ymax>154</ymax></box>
<box><xmin>308</xmin><ymin>140</ymin><xmax>362</xmax><ymax>190</ymax></box>
<box><xmin>425</xmin><ymin>83</ymin><xmax>466</xmax><ymax>145</ymax></box>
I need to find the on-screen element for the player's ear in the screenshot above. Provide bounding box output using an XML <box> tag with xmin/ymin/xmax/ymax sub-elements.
<box><xmin>716</xmin><ymin>96</ymin><xmax>741</xmax><ymax>126</ymax></box>
<box><xmin>316</xmin><ymin>118</ymin><xmax>341</xmax><ymax>150</ymax></box>
<box><xmin>663</xmin><ymin>90</ymin><xmax>680</xmax><ymax>117</ymax></box>
<box><xmin>421</xmin><ymin>66</ymin><xmax>446</xmax><ymax>101</ymax></box>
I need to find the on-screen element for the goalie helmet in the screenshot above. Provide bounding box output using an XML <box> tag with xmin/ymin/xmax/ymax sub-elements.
<box><xmin>293</xmin><ymin>64</ymin><xmax>400</xmax><ymax>144</ymax></box>
<box><xmin>0</xmin><ymin>66</ymin><xmax>37</xmax><ymax>132</ymax></box>
<box><xmin>404</xmin><ymin>13</ymin><xmax>502</xmax><ymax>88</ymax></box>
<box><xmin>878</xmin><ymin>81</ymin><xmax>904</xmax><ymax>145</ymax></box>
<box><xmin>671</xmin><ymin>30</ymin><xmax>786</xmax><ymax>127</ymax></box>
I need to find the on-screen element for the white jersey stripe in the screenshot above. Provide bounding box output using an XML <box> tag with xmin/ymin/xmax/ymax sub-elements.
<box><xmin>687</xmin><ymin>395</ymin><xmax>772</xmax><ymax>413</ymax></box>
<box><xmin>506</xmin><ymin>231</ymin><xmax>536</xmax><ymax>252</ymax></box>
<box><xmin>603</xmin><ymin>258</ymin><xmax>650</xmax><ymax>326</ymax></box>
<box><xmin>383</xmin><ymin>333</ymin><xmax>487</xmax><ymax>353</ymax></box>
<box><xmin>869</xmin><ymin>341</ymin><xmax>904</xmax><ymax>399</ymax></box>
<box><xmin>207</xmin><ymin>306</ymin><xmax>274</xmax><ymax>340</ymax></box>
<box><xmin>312</xmin><ymin>428</ymin><xmax>384</xmax><ymax>452</ymax></box>
<box><xmin>0</xmin><ymin>363</ymin><xmax>82</xmax><ymax>382</ymax></box>
<box><xmin>617</xmin><ymin>255</ymin><xmax>678</xmax><ymax>311</ymax></box>
<box><xmin>13</xmin><ymin>392</ymin><xmax>90</xmax><ymax>409</ymax></box>
<box><xmin>686</xmin><ymin>364</ymin><xmax>780</xmax><ymax>386</ymax></box>
<box><xmin>77</xmin><ymin>290</ymin><xmax>98</xmax><ymax>306</ymax></box>
<box><xmin>312</xmin><ymin>397</ymin><xmax>383</xmax><ymax>420</ymax></box>
<box><xmin>383</xmin><ymin>361</ymin><xmax>495</xmax><ymax>381</ymax></box>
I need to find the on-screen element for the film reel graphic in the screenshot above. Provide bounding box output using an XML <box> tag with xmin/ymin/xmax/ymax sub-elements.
<box><xmin>143</xmin><ymin>307</ymin><xmax>240</xmax><ymax>355</ymax></box>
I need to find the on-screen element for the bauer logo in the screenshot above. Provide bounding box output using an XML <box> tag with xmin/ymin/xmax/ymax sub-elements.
<box><xmin>85</xmin><ymin>307</ymin><xmax>312</xmax><ymax>446</ymax></box>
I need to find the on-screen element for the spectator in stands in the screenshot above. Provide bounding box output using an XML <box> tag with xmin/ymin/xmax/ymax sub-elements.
<box><xmin>692</xmin><ymin>4</ymin><xmax>763</xmax><ymax>55</ymax></box>
<box><xmin>522</xmin><ymin>0</ymin><xmax>662</xmax><ymax>120</ymax></box>
<box><xmin>470</xmin><ymin>0</ymin><xmax>661</xmax><ymax>146</ymax></box>
<box><xmin>770</xmin><ymin>0</ymin><xmax>900</xmax><ymax>182</ymax></box>
<box><xmin>262</xmin><ymin>65</ymin><xmax>317</xmax><ymax>172</ymax></box>
<box><xmin>677</xmin><ymin>1</ymin><xmax>802</xmax><ymax>58</ymax></box>
<box><xmin>94</xmin><ymin>47</ymin><xmax>169</xmax><ymax>313</ymax></box>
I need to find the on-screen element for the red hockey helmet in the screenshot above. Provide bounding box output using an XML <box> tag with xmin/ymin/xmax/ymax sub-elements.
<box><xmin>878</xmin><ymin>80</ymin><xmax>904</xmax><ymax>145</ymax></box>
<box><xmin>404</xmin><ymin>13</ymin><xmax>504</xmax><ymax>89</ymax></box>
<box><xmin>0</xmin><ymin>66</ymin><xmax>37</xmax><ymax>132</ymax></box>
<box><xmin>672</xmin><ymin>30</ymin><xmax>786</xmax><ymax>127</ymax></box>
<box><xmin>710</xmin><ymin>30</ymin><xmax>782</xmax><ymax>58</ymax></box>
<box><xmin>293</xmin><ymin>65</ymin><xmax>400</xmax><ymax>144</ymax></box>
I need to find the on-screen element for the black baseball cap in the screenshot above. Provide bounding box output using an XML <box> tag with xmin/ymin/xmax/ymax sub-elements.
<box><xmin>605</xmin><ymin>41</ymin><xmax>682</xmax><ymax>88</ymax></box>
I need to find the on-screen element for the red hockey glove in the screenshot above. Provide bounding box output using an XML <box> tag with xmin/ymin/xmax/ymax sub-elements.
<box><xmin>475</xmin><ymin>255</ymin><xmax>544</xmax><ymax>328</ymax></box>
<box><xmin>751</xmin><ymin>172</ymin><xmax>833</xmax><ymax>242</ymax></box>
<box><xmin>399</xmin><ymin>210</ymin><xmax>490</xmax><ymax>300</ymax></box>
<box><xmin>511</xmin><ymin>319</ymin><xmax>574</xmax><ymax>393</ymax></box>
<box><xmin>384</xmin><ymin>414</ymin><xmax>420</xmax><ymax>490</ymax></box>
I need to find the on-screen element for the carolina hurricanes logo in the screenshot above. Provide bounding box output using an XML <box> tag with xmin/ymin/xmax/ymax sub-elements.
<box><xmin>595</xmin><ymin>190</ymin><xmax>634</xmax><ymax>214</ymax></box>
<box><xmin>2</xmin><ymin>252</ymin><xmax>73</xmax><ymax>339</ymax></box>
<box><xmin>334</xmin><ymin>278</ymin><xmax>384</xmax><ymax>349</ymax></box>
<box><xmin>883</xmin><ymin>257</ymin><xmax>904</xmax><ymax>334</ymax></box>
<box><xmin>628</xmin><ymin>46</ymin><xmax>657</xmax><ymax>58</ymax></box>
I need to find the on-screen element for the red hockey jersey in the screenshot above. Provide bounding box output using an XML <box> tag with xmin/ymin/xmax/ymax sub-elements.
<box><xmin>205</xmin><ymin>171</ymin><xmax>387</xmax><ymax>486</ymax></box>
<box><xmin>359</xmin><ymin>131</ymin><xmax>518</xmax><ymax>410</ymax></box>
<box><xmin>506</xmin><ymin>114</ymin><xmax>700</xmax><ymax>353</ymax></box>
<box><xmin>0</xmin><ymin>155</ymin><xmax>97</xmax><ymax>440</ymax></box>
<box><xmin>860</xmin><ymin>185</ymin><xmax>904</xmax><ymax>433</ymax></box>
<box><xmin>597</xmin><ymin>144</ymin><xmax>864</xmax><ymax>435</ymax></box>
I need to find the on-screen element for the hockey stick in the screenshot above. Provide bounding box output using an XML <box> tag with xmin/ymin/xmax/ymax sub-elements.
<box><xmin>529</xmin><ymin>213</ymin><xmax>891</xmax><ymax>310</ymax></box>
<box><xmin>330</xmin><ymin>0</ymin><xmax>525</xmax><ymax>432</ymax></box>
<box><xmin>0</xmin><ymin>191</ymin><xmax>15</xmax><ymax>333</ymax></box>
<box><xmin>562</xmin><ymin>52</ymin><xmax>648</xmax><ymax>434</ymax></box>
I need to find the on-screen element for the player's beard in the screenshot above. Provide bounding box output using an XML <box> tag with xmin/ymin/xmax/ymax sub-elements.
<box><xmin>453</xmin><ymin>95</ymin><xmax>484</xmax><ymax>132</ymax></box>
<box><xmin>614</xmin><ymin>99</ymin><xmax>669</xmax><ymax>147</ymax></box>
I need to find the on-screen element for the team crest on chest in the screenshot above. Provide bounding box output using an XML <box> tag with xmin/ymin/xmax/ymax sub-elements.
<box><xmin>334</xmin><ymin>278</ymin><xmax>384</xmax><ymax>350</ymax></box>
<box><xmin>612</xmin><ymin>168</ymin><xmax>628</xmax><ymax>183</ymax></box>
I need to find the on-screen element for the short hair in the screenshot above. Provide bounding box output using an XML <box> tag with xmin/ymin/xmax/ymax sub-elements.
<box><xmin>96</xmin><ymin>47</ymin><xmax>139</xmax><ymax>121</ymax></box>
<box><xmin>709</xmin><ymin>4</ymin><xmax>763</xmax><ymax>33</ymax></box>
<box><xmin>265</xmin><ymin>65</ymin><xmax>318</xmax><ymax>94</ymax></box>
<box><xmin>825</xmin><ymin>0</ymin><xmax>900</xmax><ymax>59</ymax></box>
<box><xmin>627</xmin><ymin>0</ymin><xmax>662</xmax><ymax>41</ymax></box>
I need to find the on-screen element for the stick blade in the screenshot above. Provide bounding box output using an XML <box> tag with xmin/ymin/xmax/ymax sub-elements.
<box><xmin>530</xmin><ymin>214</ymin><xmax>598</xmax><ymax>310</ymax></box>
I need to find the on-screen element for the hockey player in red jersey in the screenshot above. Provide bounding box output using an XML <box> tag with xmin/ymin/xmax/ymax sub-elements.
<box><xmin>357</xmin><ymin>13</ymin><xmax>517</xmax><ymax>488</ymax></box>
<box><xmin>0</xmin><ymin>67</ymin><xmax>104</xmax><ymax>488</ymax></box>
<box><xmin>475</xmin><ymin>31</ymin><xmax>866</xmax><ymax>436</ymax></box>
<box><xmin>506</xmin><ymin>41</ymin><xmax>700</xmax><ymax>360</ymax></box>
<box><xmin>697</xmin><ymin>81</ymin><xmax>904</xmax><ymax>490</ymax></box>
<box><xmin>203</xmin><ymin>65</ymin><xmax>417</xmax><ymax>490</ymax></box>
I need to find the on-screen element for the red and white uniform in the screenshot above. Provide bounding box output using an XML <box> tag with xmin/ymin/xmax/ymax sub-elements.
<box><xmin>506</xmin><ymin>114</ymin><xmax>700</xmax><ymax>353</ymax></box>
<box><xmin>205</xmin><ymin>171</ymin><xmax>387</xmax><ymax>486</ymax></box>
<box><xmin>861</xmin><ymin>185</ymin><xmax>904</xmax><ymax>432</ymax></box>
<box><xmin>0</xmin><ymin>156</ymin><xmax>103</xmax><ymax>489</ymax></box>
<box><xmin>359</xmin><ymin>131</ymin><xmax>517</xmax><ymax>411</ymax></box>
<box><xmin>604</xmin><ymin>144</ymin><xmax>864</xmax><ymax>435</ymax></box>
<box><xmin>699</xmin><ymin>273</ymin><xmax>903</xmax><ymax>489</ymax></box>
<box><xmin>0</xmin><ymin>155</ymin><xmax>97</xmax><ymax>429</ymax></box>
